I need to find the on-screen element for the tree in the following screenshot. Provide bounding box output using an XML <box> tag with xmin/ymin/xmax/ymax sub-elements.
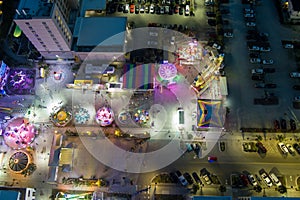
<box><xmin>254</xmin><ymin>185</ymin><xmax>262</xmax><ymax>193</ymax></box>
<box><xmin>219</xmin><ymin>185</ymin><xmax>226</xmax><ymax>194</ymax></box>
<box><xmin>191</xmin><ymin>184</ymin><xmax>200</xmax><ymax>194</ymax></box>
<box><xmin>278</xmin><ymin>185</ymin><xmax>287</xmax><ymax>194</ymax></box>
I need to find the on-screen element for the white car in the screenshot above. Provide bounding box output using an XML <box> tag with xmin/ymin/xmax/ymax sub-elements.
<box><xmin>244</xmin><ymin>8</ymin><xmax>254</xmax><ymax>13</ymax></box>
<box><xmin>284</xmin><ymin>44</ymin><xmax>294</xmax><ymax>49</ymax></box>
<box><xmin>286</xmin><ymin>143</ymin><xmax>296</xmax><ymax>155</ymax></box>
<box><xmin>260</xmin><ymin>46</ymin><xmax>271</xmax><ymax>52</ymax></box>
<box><xmin>278</xmin><ymin>142</ymin><xmax>289</xmax><ymax>154</ymax></box>
<box><xmin>246</xmin><ymin>22</ymin><xmax>256</xmax><ymax>27</ymax></box>
<box><xmin>269</xmin><ymin>173</ymin><xmax>282</xmax><ymax>187</ymax></box>
<box><xmin>185</xmin><ymin>5</ymin><xmax>190</xmax><ymax>16</ymax></box>
<box><xmin>212</xmin><ymin>43</ymin><xmax>221</xmax><ymax>50</ymax></box>
<box><xmin>250</xmin><ymin>58</ymin><xmax>261</xmax><ymax>64</ymax></box>
<box><xmin>150</xmin><ymin>4</ymin><xmax>155</xmax><ymax>14</ymax></box>
<box><xmin>262</xmin><ymin>59</ymin><xmax>274</xmax><ymax>65</ymax></box>
<box><xmin>224</xmin><ymin>32</ymin><xmax>233</xmax><ymax>38</ymax></box>
<box><xmin>149</xmin><ymin>32</ymin><xmax>158</xmax><ymax>37</ymax></box>
<box><xmin>261</xmin><ymin>172</ymin><xmax>273</xmax><ymax>187</ymax></box>
<box><xmin>290</xmin><ymin>72</ymin><xmax>300</xmax><ymax>78</ymax></box>
<box><xmin>244</xmin><ymin>13</ymin><xmax>255</xmax><ymax>17</ymax></box>
<box><xmin>248</xmin><ymin>174</ymin><xmax>258</xmax><ymax>186</ymax></box>
<box><xmin>249</xmin><ymin>46</ymin><xmax>260</xmax><ymax>51</ymax></box>
<box><xmin>252</xmin><ymin>68</ymin><xmax>264</xmax><ymax>74</ymax></box>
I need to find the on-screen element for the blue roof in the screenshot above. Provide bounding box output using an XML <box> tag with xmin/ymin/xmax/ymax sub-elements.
<box><xmin>75</xmin><ymin>17</ymin><xmax>127</xmax><ymax>47</ymax></box>
<box><xmin>0</xmin><ymin>190</ymin><xmax>20</xmax><ymax>200</ymax></box>
<box><xmin>193</xmin><ymin>196</ymin><xmax>232</xmax><ymax>200</ymax></box>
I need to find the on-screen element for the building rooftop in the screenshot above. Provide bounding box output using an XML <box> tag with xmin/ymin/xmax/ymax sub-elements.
<box><xmin>15</xmin><ymin>0</ymin><xmax>53</xmax><ymax>19</ymax></box>
<box><xmin>74</xmin><ymin>17</ymin><xmax>127</xmax><ymax>50</ymax></box>
<box><xmin>80</xmin><ymin>0</ymin><xmax>106</xmax><ymax>16</ymax></box>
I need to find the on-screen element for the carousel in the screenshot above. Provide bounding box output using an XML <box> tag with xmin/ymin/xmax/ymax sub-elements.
<box><xmin>50</xmin><ymin>107</ymin><xmax>72</xmax><ymax>127</ymax></box>
<box><xmin>95</xmin><ymin>106</ymin><xmax>114</xmax><ymax>126</ymax></box>
<box><xmin>8</xmin><ymin>151</ymin><xmax>31</xmax><ymax>173</ymax></box>
<box><xmin>3</xmin><ymin>118</ymin><xmax>37</xmax><ymax>149</ymax></box>
<box><xmin>74</xmin><ymin>107</ymin><xmax>90</xmax><ymax>124</ymax></box>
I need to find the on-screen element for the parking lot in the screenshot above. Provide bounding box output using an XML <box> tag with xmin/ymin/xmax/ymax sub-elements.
<box><xmin>223</xmin><ymin>0</ymin><xmax>300</xmax><ymax>130</ymax></box>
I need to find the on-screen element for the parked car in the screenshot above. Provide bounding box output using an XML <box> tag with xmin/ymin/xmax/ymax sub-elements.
<box><xmin>252</xmin><ymin>74</ymin><xmax>264</xmax><ymax>81</ymax></box>
<box><xmin>284</xmin><ymin>44</ymin><xmax>294</xmax><ymax>49</ymax></box>
<box><xmin>175</xmin><ymin>171</ymin><xmax>188</xmax><ymax>186</ymax></box>
<box><xmin>246</xmin><ymin>22</ymin><xmax>256</xmax><ymax>27</ymax></box>
<box><xmin>192</xmin><ymin>172</ymin><xmax>202</xmax><ymax>184</ymax></box>
<box><xmin>208</xmin><ymin>19</ymin><xmax>217</xmax><ymax>26</ymax></box>
<box><xmin>259</xmin><ymin>169</ymin><xmax>272</xmax><ymax>187</ymax></box>
<box><xmin>292</xmin><ymin>85</ymin><xmax>300</xmax><ymax>90</ymax></box>
<box><xmin>244</xmin><ymin>13</ymin><xmax>255</xmax><ymax>17</ymax></box>
<box><xmin>252</xmin><ymin>68</ymin><xmax>264</xmax><ymax>74</ymax></box>
<box><xmin>150</xmin><ymin>4</ymin><xmax>155</xmax><ymax>13</ymax></box>
<box><xmin>149</xmin><ymin>31</ymin><xmax>158</xmax><ymax>37</ymax></box>
<box><xmin>212</xmin><ymin>43</ymin><xmax>221</xmax><ymax>50</ymax></box>
<box><xmin>254</xmin><ymin>83</ymin><xmax>276</xmax><ymax>88</ymax></box>
<box><xmin>248</xmin><ymin>174</ymin><xmax>258</xmax><ymax>186</ymax></box>
<box><xmin>290</xmin><ymin>119</ymin><xmax>296</xmax><ymax>131</ymax></box>
<box><xmin>278</xmin><ymin>142</ymin><xmax>289</xmax><ymax>154</ymax></box>
<box><xmin>249</xmin><ymin>45</ymin><xmax>260</xmax><ymax>51</ymax></box>
<box><xmin>274</xmin><ymin>120</ymin><xmax>280</xmax><ymax>129</ymax></box>
<box><xmin>295</xmin><ymin>96</ymin><xmax>300</xmax><ymax>101</ymax></box>
<box><xmin>262</xmin><ymin>59</ymin><xmax>274</xmax><ymax>65</ymax></box>
<box><xmin>269</xmin><ymin>173</ymin><xmax>282</xmax><ymax>186</ymax></box>
<box><xmin>260</xmin><ymin>46</ymin><xmax>271</xmax><ymax>52</ymax></box>
<box><xmin>290</xmin><ymin>72</ymin><xmax>300</xmax><ymax>78</ymax></box>
<box><xmin>170</xmin><ymin>172</ymin><xmax>179</xmax><ymax>183</ymax></box>
<box><xmin>206</xmin><ymin>11</ymin><xmax>216</xmax><ymax>17</ymax></box>
<box><xmin>250</xmin><ymin>58</ymin><xmax>261</xmax><ymax>64</ymax></box>
<box><xmin>293</xmin><ymin>143</ymin><xmax>300</xmax><ymax>154</ymax></box>
<box><xmin>135</xmin><ymin>4</ymin><xmax>139</xmax><ymax>13</ymax></box>
<box><xmin>280</xmin><ymin>119</ymin><xmax>287</xmax><ymax>130</ymax></box>
<box><xmin>240</xmin><ymin>174</ymin><xmax>249</xmax><ymax>186</ymax></box>
<box><xmin>140</xmin><ymin>5</ymin><xmax>145</xmax><ymax>13</ymax></box>
<box><xmin>286</xmin><ymin>143</ymin><xmax>296</xmax><ymax>155</ymax></box>
<box><xmin>200</xmin><ymin>168</ymin><xmax>212</xmax><ymax>185</ymax></box>
<box><xmin>263</xmin><ymin>68</ymin><xmax>275</xmax><ymax>73</ymax></box>
<box><xmin>130</xmin><ymin>4</ymin><xmax>135</xmax><ymax>13</ymax></box>
<box><xmin>224</xmin><ymin>32</ymin><xmax>233</xmax><ymax>38</ymax></box>
<box><xmin>256</xmin><ymin>142</ymin><xmax>267</xmax><ymax>153</ymax></box>
<box><xmin>183</xmin><ymin>172</ymin><xmax>194</xmax><ymax>185</ymax></box>
<box><xmin>124</xmin><ymin>4</ymin><xmax>129</xmax><ymax>13</ymax></box>
<box><xmin>219</xmin><ymin>141</ymin><xmax>225</xmax><ymax>152</ymax></box>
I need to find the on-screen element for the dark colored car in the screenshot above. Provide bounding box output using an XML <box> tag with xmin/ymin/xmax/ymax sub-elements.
<box><xmin>274</xmin><ymin>120</ymin><xmax>280</xmax><ymax>129</ymax></box>
<box><xmin>256</xmin><ymin>142</ymin><xmax>267</xmax><ymax>153</ymax></box>
<box><xmin>208</xmin><ymin>19</ymin><xmax>217</xmax><ymax>26</ymax></box>
<box><xmin>179</xmin><ymin>6</ymin><xmax>184</xmax><ymax>15</ymax></box>
<box><xmin>293</xmin><ymin>143</ymin><xmax>300</xmax><ymax>154</ymax></box>
<box><xmin>254</xmin><ymin>83</ymin><xmax>276</xmax><ymax>88</ymax></box>
<box><xmin>293</xmin><ymin>85</ymin><xmax>300</xmax><ymax>90</ymax></box>
<box><xmin>249</xmin><ymin>52</ymin><xmax>260</xmax><ymax>58</ymax></box>
<box><xmin>170</xmin><ymin>172</ymin><xmax>179</xmax><ymax>183</ymax></box>
<box><xmin>206</xmin><ymin>11</ymin><xmax>216</xmax><ymax>17</ymax></box>
<box><xmin>280</xmin><ymin>119</ymin><xmax>287</xmax><ymax>130</ymax></box>
<box><xmin>220</xmin><ymin>8</ymin><xmax>229</xmax><ymax>14</ymax></box>
<box><xmin>192</xmin><ymin>172</ymin><xmax>202</xmax><ymax>184</ymax></box>
<box><xmin>183</xmin><ymin>172</ymin><xmax>194</xmax><ymax>185</ymax></box>
<box><xmin>263</xmin><ymin>68</ymin><xmax>275</xmax><ymax>73</ymax></box>
<box><xmin>175</xmin><ymin>170</ymin><xmax>182</xmax><ymax>177</ymax></box>
<box><xmin>247</xmin><ymin>29</ymin><xmax>259</xmax><ymax>35</ymax></box>
<box><xmin>118</xmin><ymin>4</ymin><xmax>124</xmax><ymax>12</ymax></box>
<box><xmin>240</xmin><ymin>174</ymin><xmax>249</xmax><ymax>186</ymax></box>
<box><xmin>290</xmin><ymin>119</ymin><xmax>296</xmax><ymax>131</ymax></box>
<box><xmin>252</xmin><ymin>74</ymin><xmax>264</xmax><ymax>81</ymax></box>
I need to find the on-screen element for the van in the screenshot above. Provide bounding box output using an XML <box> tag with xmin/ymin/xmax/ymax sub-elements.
<box><xmin>39</xmin><ymin>67</ymin><xmax>45</xmax><ymax>78</ymax></box>
<box><xmin>269</xmin><ymin>173</ymin><xmax>282</xmax><ymax>186</ymax></box>
<box><xmin>178</xmin><ymin>108</ymin><xmax>184</xmax><ymax>125</ymax></box>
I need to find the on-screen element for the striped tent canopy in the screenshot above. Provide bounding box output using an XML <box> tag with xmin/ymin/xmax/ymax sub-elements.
<box><xmin>197</xmin><ymin>99</ymin><xmax>224</xmax><ymax>128</ymax></box>
<box><xmin>122</xmin><ymin>64</ymin><xmax>156</xmax><ymax>90</ymax></box>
